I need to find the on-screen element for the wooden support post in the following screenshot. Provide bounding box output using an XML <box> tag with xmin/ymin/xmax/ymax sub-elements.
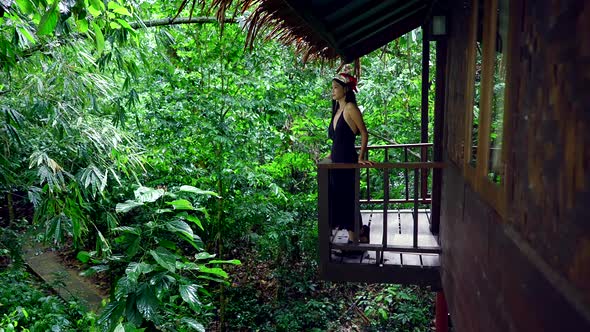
<box><xmin>382</xmin><ymin>168</ymin><xmax>390</xmax><ymax>265</ymax></box>
<box><xmin>435</xmin><ymin>291</ymin><xmax>449</xmax><ymax>332</ymax></box>
<box><xmin>421</xmin><ymin>25</ymin><xmax>430</xmax><ymax>199</ymax></box>
<box><xmin>318</xmin><ymin>167</ymin><xmax>330</xmax><ymax>275</ymax></box>
<box><xmin>431</xmin><ymin>36</ymin><xmax>447</xmax><ymax>235</ymax></box>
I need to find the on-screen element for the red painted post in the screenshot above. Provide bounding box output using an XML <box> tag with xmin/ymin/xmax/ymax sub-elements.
<box><xmin>435</xmin><ymin>291</ymin><xmax>448</xmax><ymax>332</ymax></box>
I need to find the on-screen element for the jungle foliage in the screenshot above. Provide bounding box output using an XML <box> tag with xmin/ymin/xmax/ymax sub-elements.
<box><xmin>0</xmin><ymin>0</ymin><xmax>436</xmax><ymax>331</ymax></box>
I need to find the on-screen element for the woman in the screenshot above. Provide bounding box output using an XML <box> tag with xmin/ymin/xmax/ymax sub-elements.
<box><xmin>327</xmin><ymin>72</ymin><xmax>371</xmax><ymax>245</ymax></box>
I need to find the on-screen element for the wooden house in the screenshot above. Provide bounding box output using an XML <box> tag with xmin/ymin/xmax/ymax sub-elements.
<box><xmin>214</xmin><ymin>0</ymin><xmax>590</xmax><ymax>331</ymax></box>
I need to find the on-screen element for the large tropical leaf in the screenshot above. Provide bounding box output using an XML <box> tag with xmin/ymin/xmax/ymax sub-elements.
<box><xmin>116</xmin><ymin>200</ymin><xmax>144</xmax><ymax>213</ymax></box>
<box><xmin>134</xmin><ymin>186</ymin><xmax>165</xmax><ymax>203</ymax></box>
<box><xmin>136</xmin><ymin>284</ymin><xmax>159</xmax><ymax>320</ymax></box>
<box><xmin>179</xmin><ymin>185</ymin><xmax>220</xmax><ymax>197</ymax></box>
<box><xmin>149</xmin><ymin>247</ymin><xmax>177</xmax><ymax>272</ymax></box>
<box><xmin>166</xmin><ymin>219</ymin><xmax>194</xmax><ymax>239</ymax></box>
<box><xmin>166</xmin><ymin>199</ymin><xmax>194</xmax><ymax>210</ymax></box>
<box><xmin>179</xmin><ymin>284</ymin><xmax>201</xmax><ymax>306</ymax></box>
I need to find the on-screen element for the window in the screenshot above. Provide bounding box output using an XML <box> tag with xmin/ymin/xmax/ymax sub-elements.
<box><xmin>464</xmin><ymin>0</ymin><xmax>515</xmax><ymax>216</ymax></box>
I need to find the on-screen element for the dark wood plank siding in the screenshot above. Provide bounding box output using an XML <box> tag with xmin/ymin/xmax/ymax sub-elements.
<box><xmin>442</xmin><ymin>1</ymin><xmax>470</xmax><ymax>167</ymax></box>
<box><xmin>441</xmin><ymin>0</ymin><xmax>590</xmax><ymax>331</ymax></box>
<box><xmin>508</xmin><ymin>0</ymin><xmax>590</xmax><ymax>306</ymax></box>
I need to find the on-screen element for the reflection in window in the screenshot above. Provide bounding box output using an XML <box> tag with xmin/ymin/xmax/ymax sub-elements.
<box><xmin>488</xmin><ymin>0</ymin><xmax>509</xmax><ymax>183</ymax></box>
<box><xmin>470</xmin><ymin>1</ymin><xmax>484</xmax><ymax>167</ymax></box>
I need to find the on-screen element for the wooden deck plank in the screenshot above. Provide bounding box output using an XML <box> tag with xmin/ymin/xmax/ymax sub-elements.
<box><xmin>328</xmin><ymin>210</ymin><xmax>441</xmax><ymax>270</ymax></box>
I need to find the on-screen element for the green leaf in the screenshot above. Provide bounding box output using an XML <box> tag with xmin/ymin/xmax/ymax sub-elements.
<box><xmin>18</xmin><ymin>27</ymin><xmax>36</xmax><ymax>44</ymax></box>
<box><xmin>136</xmin><ymin>285</ymin><xmax>159</xmax><ymax>320</ymax></box>
<box><xmin>116</xmin><ymin>200</ymin><xmax>143</xmax><ymax>213</ymax></box>
<box><xmin>88</xmin><ymin>0</ymin><xmax>104</xmax><ymax>16</ymax></box>
<box><xmin>194</xmin><ymin>252</ymin><xmax>216</xmax><ymax>260</ymax></box>
<box><xmin>107</xmin><ymin>2</ymin><xmax>132</xmax><ymax>16</ymax></box>
<box><xmin>181</xmin><ymin>318</ymin><xmax>206</xmax><ymax>332</ymax></box>
<box><xmin>16</xmin><ymin>0</ymin><xmax>35</xmax><ymax>13</ymax></box>
<box><xmin>183</xmin><ymin>214</ymin><xmax>203</xmax><ymax>231</ymax></box>
<box><xmin>81</xmin><ymin>264</ymin><xmax>110</xmax><ymax>277</ymax></box>
<box><xmin>92</xmin><ymin>21</ymin><xmax>104</xmax><ymax>54</ymax></box>
<box><xmin>126</xmin><ymin>262</ymin><xmax>154</xmax><ymax>281</ymax></box>
<box><xmin>87</xmin><ymin>5</ymin><xmax>101</xmax><ymax>16</ymax></box>
<box><xmin>208</xmin><ymin>259</ymin><xmax>241</xmax><ymax>265</ymax></box>
<box><xmin>134</xmin><ymin>186</ymin><xmax>164</xmax><ymax>203</ymax></box>
<box><xmin>116</xmin><ymin>18</ymin><xmax>133</xmax><ymax>30</ymax></box>
<box><xmin>179</xmin><ymin>284</ymin><xmax>201</xmax><ymax>306</ymax></box>
<box><xmin>179</xmin><ymin>185</ymin><xmax>220</xmax><ymax>197</ymax></box>
<box><xmin>37</xmin><ymin>6</ymin><xmax>58</xmax><ymax>36</ymax></box>
<box><xmin>114</xmin><ymin>323</ymin><xmax>125</xmax><ymax>332</ymax></box>
<box><xmin>166</xmin><ymin>220</ymin><xmax>194</xmax><ymax>239</ymax></box>
<box><xmin>110</xmin><ymin>21</ymin><xmax>121</xmax><ymax>29</ymax></box>
<box><xmin>112</xmin><ymin>226</ymin><xmax>140</xmax><ymax>234</ymax></box>
<box><xmin>77</xmin><ymin>19</ymin><xmax>89</xmax><ymax>33</ymax></box>
<box><xmin>98</xmin><ymin>300</ymin><xmax>125</xmax><ymax>327</ymax></box>
<box><xmin>76</xmin><ymin>251</ymin><xmax>91</xmax><ymax>263</ymax></box>
<box><xmin>198</xmin><ymin>265</ymin><xmax>228</xmax><ymax>278</ymax></box>
<box><xmin>166</xmin><ymin>199</ymin><xmax>194</xmax><ymax>210</ymax></box>
<box><xmin>150</xmin><ymin>247</ymin><xmax>177</xmax><ymax>272</ymax></box>
<box><xmin>125</xmin><ymin>293</ymin><xmax>143</xmax><ymax>326</ymax></box>
<box><xmin>158</xmin><ymin>239</ymin><xmax>177</xmax><ymax>250</ymax></box>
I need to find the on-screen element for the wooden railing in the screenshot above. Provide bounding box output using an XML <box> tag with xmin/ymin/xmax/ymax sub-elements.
<box><xmin>358</xmin><ymin>143</ymin><xmax>433</xmax><ymax>204</ymax></box>
<box><xmin>318</xmin><ymin>144</ymin><xmax>444</xmax><ymax>266</ymax></box>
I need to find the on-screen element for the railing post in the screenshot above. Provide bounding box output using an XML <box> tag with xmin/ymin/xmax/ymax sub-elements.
<box><xmin>318</xmin><ymin>166</ymin><xmax>330</xmax><ymax>274</ymax></box>
<box><xmin>404</xmin><ymin>147</ymin><xmax>409</xmax><ymax>201</ymax></box>
<box><xmin>354</xmin><ymin>167</ymin><xmax>360</xmax><ymax>244</ymax></box>
<box><xmin>366</xmin><ymin>150</ymin><xmax>371</xmax><ymax>202</ymax></box>
<box><xmin>382</xmin><ymin>168</ymin><xmax>390</xmax><ymax>264</ymax></box>
<box><xmin>413</xmin><ymin>168</ymin><xmax>419</xmax><ymax>248</ymax></box>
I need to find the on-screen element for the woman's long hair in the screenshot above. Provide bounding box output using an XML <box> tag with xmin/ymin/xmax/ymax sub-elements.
<box><xmin>331</xmin><ymin>79</ymin><xmax>357</xmax><ymax>118</ymax></box>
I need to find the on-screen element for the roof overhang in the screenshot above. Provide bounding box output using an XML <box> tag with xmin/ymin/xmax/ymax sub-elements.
<box><xmin>282</xmin><ymin>0</ymin><xmax>433</xmax><ymax>62</ymax></box>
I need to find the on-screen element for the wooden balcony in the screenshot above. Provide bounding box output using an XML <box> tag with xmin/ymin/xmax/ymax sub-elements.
<box><xmin>317</xmin><ymin>144</ymin><xmax>444</xmax><ymax>288</ymax></box>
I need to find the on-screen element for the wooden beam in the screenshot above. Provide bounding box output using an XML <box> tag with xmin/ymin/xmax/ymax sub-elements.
<box><xmin>322</xmin><ymin>262</ymin><xmax>441</xmax><ymax>288</ymax></box>
<box><xmin>331</xmin><ymin>243</ymin><xmax>441</xmax><ymax>254</ymax></box>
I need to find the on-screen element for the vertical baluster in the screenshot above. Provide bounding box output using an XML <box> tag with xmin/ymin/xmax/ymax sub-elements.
<box><xmin>413</xmin><ymin>168</ymin><xmax>419</xmax><ymax>248</ymax></box>
<box><xmin>354</xmin><ymin>167</ymin><xmax>360</xmax><ymax>244</ymax></box>
<box><xmin>382</xmin><ymin>168</ymin><xmax>390</xmax><ymax>265</ymax></box>
<box><xmin>404</xmin><ymin>147</ymin><xmax>409</xmax><ymax>201</ymax></box>
<box><xmin>366</xmin><ymin>149</ymin><xmax>371</xmax><ymax>202</ymax></box>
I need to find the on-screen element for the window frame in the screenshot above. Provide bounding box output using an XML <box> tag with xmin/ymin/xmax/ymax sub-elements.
<box><xmin>463</xmin><ymin>0</ymin><xmax>519</xmax><ymax>217</ymax></box>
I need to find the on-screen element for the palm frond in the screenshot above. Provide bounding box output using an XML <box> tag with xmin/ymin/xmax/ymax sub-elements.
<box><xmin>208</xmin><ymin>0</ymin><xmax>340</xmax><ymax>62</ymax></box>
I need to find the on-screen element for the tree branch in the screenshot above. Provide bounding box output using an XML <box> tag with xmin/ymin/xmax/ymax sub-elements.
<box><xmin>5</xmin><ymin>17</ymin><xmax>238</xmax><ymax>67</ymax></box>
<box><xmin>130</xmin><ymin>16</ymin><xmax>237</xmax><ymax>29</ymax></box>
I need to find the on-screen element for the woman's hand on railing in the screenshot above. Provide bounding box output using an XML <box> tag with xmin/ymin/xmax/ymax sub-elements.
<box><xmin>358</xmin><ymin>158</ymin><xmax>373</xmax><ymax>166</ymax></box>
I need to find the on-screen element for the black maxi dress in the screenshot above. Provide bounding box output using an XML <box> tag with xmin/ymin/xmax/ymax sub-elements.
<box><xmin>328</xmin><ymin>112</ymin><xmax>361</xmax><ymax>231</ymax></box>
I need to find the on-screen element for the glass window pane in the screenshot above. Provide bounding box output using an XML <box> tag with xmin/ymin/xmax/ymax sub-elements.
<box><xmin>488</xmin><ymin>0</ymin><xmax>509</xmax><ymax>183</ymax></box>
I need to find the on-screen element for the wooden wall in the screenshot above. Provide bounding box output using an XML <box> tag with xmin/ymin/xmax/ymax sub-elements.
<box><xmin>441</xmin><ymin>0</ymin><xmax>590</xmax><ymax>331</ymax></box>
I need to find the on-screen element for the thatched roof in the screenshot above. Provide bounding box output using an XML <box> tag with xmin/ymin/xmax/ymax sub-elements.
<box><xmin>203</xmin><ymin>0</ymin><xmax>436</xmax><ymax>63</ymax></box>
